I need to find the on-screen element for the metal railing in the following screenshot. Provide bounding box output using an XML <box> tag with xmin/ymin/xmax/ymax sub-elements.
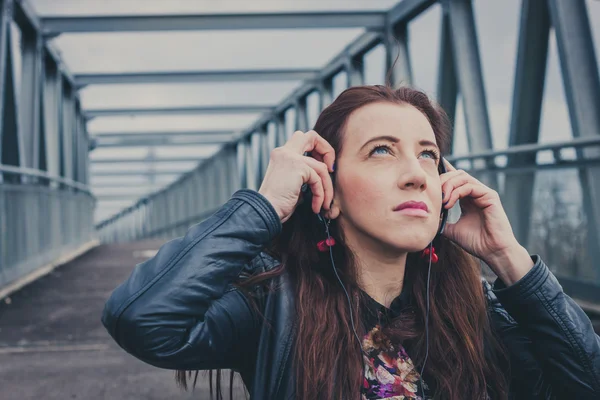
<box><xmin>97</xmin><ymin>145</ymin><xmax>237</xmax><ymax>242</ymax></box>
<box><xmin>0</xmin><ymin>165</ymin><xmax>96</xmax><ymax>290</ymax></box>
<box><xmin>96</xmin><ymin>137</ymin><xmax>600</xmax><ymax>305</ymax></box>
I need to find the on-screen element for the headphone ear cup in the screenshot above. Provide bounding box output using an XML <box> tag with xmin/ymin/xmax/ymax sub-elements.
<box><xmin>438</xmin><ymin>156</ymin><xmax>447</xmax><ymax>174</ymax></box>
<box><xmin>437</xmin><ymin>157</ymin><xmax>448</xmax><ymax>235</ymax></box>
<box><xmin>301</xmin><ymin>183</ymin><xmax>312</xmax><ymax>205</ymax></box>
<box><xmin>438</xmin><ymin>207</ymin><xmax>448</xmax><ymax>235</ymax></box>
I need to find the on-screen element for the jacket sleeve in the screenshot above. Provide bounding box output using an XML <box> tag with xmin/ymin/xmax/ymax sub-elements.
<box><xmin>101</xmin><ymin>189</ymin><xmax>282</xmax><ymax>372</ymax></box>
<box><xmin>487</xmin><ymin>255</ymin><xmax>600</xmax><ymax>398</ymax></box>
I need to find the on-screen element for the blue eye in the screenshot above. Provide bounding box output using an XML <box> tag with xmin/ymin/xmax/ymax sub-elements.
<box><xmin>420</xmin><ymin>149</ymin><xmax>439</xmax><ymax>160</ymax></box>
<box><xmin>370</xmin><ymin>144</ymin><xmax>392</xmax><ymax>156</ymax></box>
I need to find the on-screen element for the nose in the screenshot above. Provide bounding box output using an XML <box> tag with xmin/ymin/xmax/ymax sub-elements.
<box><xmin>397</xmin><ymin>158</ymin><xmax>427</xmax><ymax>190</ymax></box>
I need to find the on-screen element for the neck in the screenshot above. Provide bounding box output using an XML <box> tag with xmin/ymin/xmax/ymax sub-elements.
<box><xmin>344</xmin><ymin>231</ymin><xmax>408</xmax><ymax>309</ymax></box>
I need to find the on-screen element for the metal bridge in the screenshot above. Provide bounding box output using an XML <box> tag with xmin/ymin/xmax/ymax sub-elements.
<box><xmin>0</xmin><ymin>0</ymin><xmax>599</xmax><ymax>398</ymax></box>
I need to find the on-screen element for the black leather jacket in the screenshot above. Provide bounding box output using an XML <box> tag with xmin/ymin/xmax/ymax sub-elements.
<box><xmin>102</xmin><ymin>189</ymin><xmax>600</xmax><ymax>399</ymax></box>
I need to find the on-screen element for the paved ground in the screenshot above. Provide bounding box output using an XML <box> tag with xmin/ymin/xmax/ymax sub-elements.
<box><xmin>0</xmin><ymin>240</ymin><xmax>247</xmax><ymax>400</ymax></box>
<box><xmin>1</xmin><ymin>241</ymin><xmax>599</xmax><ymax>400</ymax></box>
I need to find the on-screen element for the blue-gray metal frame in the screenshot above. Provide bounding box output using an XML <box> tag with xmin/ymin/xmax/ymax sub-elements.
<box><xmin>444</xmin><ymin>0</ymin><xmax>495</xmax><ymax>178</ymax></box>
<box><xmin>0</xmin><ymin>0</ymin><xmax>94</xmax><ymax>292</ymax></box>
<box><xmin>547</xmin><ymin>0</ymin><xmax>600</xmax><ymax>271</ymax></box>
<box><xmin>91</xmin><ymin>132</ymin><xmax>237</xmax><ymax>148</ymax></box>
<box><xmin>385</xmin><ymin>22</ymin><xmax>413</xmax><ymax>86</ymax></box>
<box><xmin>90</xmin><ymin>129</ymin><xmax>234</xmax><ymax>140</ymax></box>
<box><xmin>91</xmin><ymin>170</ymin><xmax>187</xmax><ymax>177</ymax></box>
<box><xmin>74</xmin><ymin>69</ymin><xmax>319</xmax><ymax>86</ymax></box>
<box><xmin>318</xmin><ymin>78</ymin><xmax>334</xmax><ymax>111</ymax></box>
<box><xmin>436</xmin><ymin>5</ymin><xmax>458</xmax><ymax>128</ymax></box>
<box><xmin>19</xmin><ymin>13</ymin><xmax>43</xmax><ymax>171</ymax></box>
<box><xmin>91</xmin><ymin>156</ymin><xmax>207</xmax><ymax>164</ymax></box>
<box><xmin>85</xmin><ymin>104</ymin><xmax>273</xmax><ymax>118</ymax></box>
<box><xmin>41</xmin><ymin>10</ymin><xmax>387</xmax><ymax>34</ymax></box>
<box><xmin>0</xmin><ymin>164</ymin><xmax>95</xmax><ymax>289</ymax></box>
<box><xmin>503</xmin><ymin>0</ymin><xmax>550</xmax><ymax>247</ymax></box>
<box><xmin>0</xmin><ymin>0</ymin><xmax>22</xmax><ymax>173</ymax></box>
<box><xmin>93</xmin><ymin>0</ymin><xmax>600</xmax><ymax>305</ymax></box>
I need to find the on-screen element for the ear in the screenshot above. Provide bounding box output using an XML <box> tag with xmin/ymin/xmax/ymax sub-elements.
<box><xmin>322</xmin><ymin>197</ymin><xmax>341</xmax><ymax>220</ymax></box>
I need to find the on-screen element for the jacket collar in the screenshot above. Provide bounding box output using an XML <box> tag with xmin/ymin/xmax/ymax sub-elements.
<box><xmin>359</xmin><ymin>281</ymin><xmax>413</xmax><ymax>329</ymax></box>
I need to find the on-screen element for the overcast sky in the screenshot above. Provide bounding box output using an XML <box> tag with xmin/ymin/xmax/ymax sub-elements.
<box><xmin>25</xmin><ymin>0</ymin><xmax>600</xmax><ymax>222</ymax></box>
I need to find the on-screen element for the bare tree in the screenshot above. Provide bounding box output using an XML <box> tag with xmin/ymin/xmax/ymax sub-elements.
<box><xmin>528</xmin><ymin>171</ymin><xmax>592</xmax><ymax>280</ymax></box>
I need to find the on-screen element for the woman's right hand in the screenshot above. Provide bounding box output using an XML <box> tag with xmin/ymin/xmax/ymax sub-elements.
<box><xmin>258</xmin><ymin>130</ymin><xmax>336</xmax><ymax>223</ymax></box>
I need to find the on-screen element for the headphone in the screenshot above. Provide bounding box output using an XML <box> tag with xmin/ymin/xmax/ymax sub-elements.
<box><xmin>302</xmin><ymin>155</ymin><xmax>448</xmax><ymax>398</ymax></box>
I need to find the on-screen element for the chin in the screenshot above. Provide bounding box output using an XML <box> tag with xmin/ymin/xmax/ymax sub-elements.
<box><xmin>385</xmin><ymin>227</ymin><xmax>436</xmax><ymax>252</ymax></box>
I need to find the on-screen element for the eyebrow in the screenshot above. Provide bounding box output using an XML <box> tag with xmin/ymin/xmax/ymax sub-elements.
<box><xmin>359</xmin><ymin>135</ymin><xmax>440</xmax><ymax>152</ymax></box>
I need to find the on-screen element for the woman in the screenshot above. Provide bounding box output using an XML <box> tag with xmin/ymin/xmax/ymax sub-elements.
<box><xmin>101</xmin><ymin>86</ymin><xmax>600</xmax><ymax>400</ymax></box>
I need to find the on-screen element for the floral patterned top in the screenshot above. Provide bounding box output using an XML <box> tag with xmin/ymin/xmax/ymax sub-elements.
<box><xmin>360</xmin><ymin>289</ymin><xmax>433</xmax><ymax>400</ymax></box>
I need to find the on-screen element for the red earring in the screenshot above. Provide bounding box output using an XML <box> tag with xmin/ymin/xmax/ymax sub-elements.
<box><xmin>317</xmin><ymin>237</ymin><xmax>336</xmax><ymax>252</ymax></box>
<box><xmin>421</xmin><ymin>246</ymin><xmax>439</xmax><ymax>263</ymax></box>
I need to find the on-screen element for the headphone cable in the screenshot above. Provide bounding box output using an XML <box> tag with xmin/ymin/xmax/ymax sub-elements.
<box><xmin>323</xmin><ymin>218</ymin><xmax>432</xmax><ymax>399</ymax></box>
<box><xmin>419</xmin><ymin>241</ymin><xmax>433</xmax><ymax>398</ymax></box>
<box><xmin>323</xmin><ymin>220</ymin><xmax>367</xmax><ymax>400</ymax></box>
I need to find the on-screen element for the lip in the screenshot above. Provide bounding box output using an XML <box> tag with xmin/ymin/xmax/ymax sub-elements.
<box><xmin>394</xmin><ymin>201</ymin><xmax>429</xmax><ymax>216</ymax></box>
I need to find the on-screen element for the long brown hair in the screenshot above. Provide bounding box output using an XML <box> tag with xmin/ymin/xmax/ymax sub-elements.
<box><xmin>176</xmin><ymin>86</ymin><xmax>510</xmax><ymax>399</ymax></box>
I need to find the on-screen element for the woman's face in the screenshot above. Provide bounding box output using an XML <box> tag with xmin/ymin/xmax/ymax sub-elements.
<box><xmin>331</xmin><ymin>102</ymin><xmax>443</xmax><ymax>254</ymax></box>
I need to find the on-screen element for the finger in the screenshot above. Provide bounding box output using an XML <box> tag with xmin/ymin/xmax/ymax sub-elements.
<box><xmin>443</xmin><ymin>158</ymin><xmax>457</xmax><ymax>172</ymax></box>
<box><xmin>441</xmin><ymin>170</ymin><xmax>473</xmax><ymax>202</ymax></box>
<box><xmin>441</xmin><ymin>220</ymin><xmax>458</xmax><ymax>241</ymax></box>
<box><xmin>286</xmin><ymin>130</ymin><xmax>309</xmax><ymax>152</ymax></box>
<box><xmin>304</xmin><ymin>167</ymin><xmax>325</xmax><ymax>214</ymax></box>
<box><xmin>440</xmin><ymin>169</ymin><xmax>466</xmax><ymax>186</ymax></box>
<box><xmin>308</xmin><ymin>151</ymin><xmax>327</xmax><ymax>167</ymax></box>
<box><xmin>304</xmin><ymin>131</ymin><xmax>336</xmax><ymax>172</ymax></box>
<box><xmin>303</xmin><ymin>156</ymin><xmax>334</xmax><ymax>211</ymax></box>
<box><xmin>287</xmin><ymin>130</ymin><xmax>336</xmax><ymax>172</ymax></box>
<box><xmin>444</xmin><ymin>182</ymin><xmax>493</xmax><ymax>210</ymax></box>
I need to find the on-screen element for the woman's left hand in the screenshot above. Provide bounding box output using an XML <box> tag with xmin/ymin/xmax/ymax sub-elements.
<box><xmin>440</xmin><ymin>160</ymin><xmax>534</xmax><ymax>285</ymax></box>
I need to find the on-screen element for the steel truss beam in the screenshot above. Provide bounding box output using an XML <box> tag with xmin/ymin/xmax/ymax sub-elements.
<box><xmin>41</xmin><ymin>11</ymin><xmax>386</xmax><ymax>34</ymax></box>
<box><xmin>91</xmin><ymin>170</ymin><xmax>187</xmax><ymax>177</ymax></box>
<box><xmin>15</xmin><ymin>1</ymin><xmax>76</xmax><ymax>85</ymax></box>
<box><xmin>388</xmin><ymin>0</ymin><xmax>436</xmax><ymax>23</ymax></box>
<box><xmin>85</xmin><ymin>105</ymin><xmax>271</xmax><ymax>118</ymax></box>
<box><xmin>90</xmin><ymin>130</ymin><xmax>236</xmax><ymax>149</ymax></box>
<box><xmin>18</xmin><ymin>8</ymin><xmax>43</xmax><ymax>171</ymax></box>
<box><xmin>503</xmin><ymin>0</ymin><xmax>550</xmax><ymax>247</ymax></box>
<box><xmin>74</xmin><ymin>69</ymin><xmax>319</xmax><ymax>86</ymax></box>
<box><xmin>0</xmin><ymin>0</ymin><xmax>22</xmax><ymax>172</ymax></box>
<box><xmin>235</xmin><ymin>0</ymin><xmax>436</xmax><ymax>143</ymax></box>
<box><xmin>447</xmin><ymin>136</ymin><xmax>600</xmax><ymax>170</ymax></box>
<box><xmin>385</xmin><ymin>23</ymin><xmax>413</xmax><ymax>87</ymax></box>
<box><xmin>91</xmin><ymin>157</ymin><xmax>204</xmax><ymax>164</ymax></box>
<box><xmin>90</xmin><ymin>129</ymin><xmax>233</xmax><ymax>140</ymax></box>
<box><xmin>548</xmin><ymin>0</ymin><xmax>600</xmax><ymax>278</ymax></box>
<box><xmin>95</xmin><ymin>194</ymin><xmax>157</xmax><ymax>200</ymax></box>
<box><xmin>60</xmin><ymin>84</ymin><xmax>75</xmax><ymax>180</ymax></box>
<box><xmin>436</xmin><ymin>6</ymin><xmax>458</xmax><ymax>128</ymax></box>
<box><xmin>2</xmin><ymin>0</ymin><xmax>90</xmax><ymax>187</ymax></box>
<box><xmin>42</xmin><ymin>57</ymin><xmax>63</xmax><ymax>178</ymax></box>
<box><xmin>92</xmin><ymin>137</ymin><xmax>232</xmax><ymax>148</ymax></box>
<box><xmin>91</xmin><ymin>181</ymin><xmax>174</xmax><ymax>189</ymax></box>
<box><xmin>91</xmin><ymin>183</ymin><xmax>167</xmax><ymax>189</ymax></box>
<box><xmin>446</xmin><ymin>0</ymin><xmax>494</xmax><ymax>173</ymax></box>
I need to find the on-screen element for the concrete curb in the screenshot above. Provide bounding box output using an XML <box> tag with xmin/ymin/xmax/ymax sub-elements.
<box><xmin>0</xmin><ymin>239</ymin><xmax>101</xmax><ymax>301</ymax></box>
